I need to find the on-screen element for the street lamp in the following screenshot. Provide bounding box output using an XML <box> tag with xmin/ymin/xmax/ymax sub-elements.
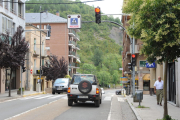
<box><xmin>39</xmin><ymin>6</ymin><xmax>48</xmax><ymax>92</ymax></box>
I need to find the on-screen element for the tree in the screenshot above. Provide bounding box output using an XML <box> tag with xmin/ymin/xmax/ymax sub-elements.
<box><xmin>112</xmin><ymin>70</ymin><xmax>119</xmax><ymax>84</ymax></box>
<box><xmin>0</xmin><ymin>26</ymin><xmax>29</xmax><ymax>97</ymax></box>
<box><xmin>123</xmin><ymin>0</ymin><xmax>180</xmax><ymax>118</ymax></box>
<box><xmin>79</xmin><ymin>63</ymin><xmax>96</xmax><ymax>74</ymax></box>
<box><xmin>42</xmin><ymin>55</ymin><xmax>68</xmax><ymax>81</ymax></box>
<box><xmin>92</xmin><ymin>48</ymin><xmax>103</xmax><ymax>67</ymax></box>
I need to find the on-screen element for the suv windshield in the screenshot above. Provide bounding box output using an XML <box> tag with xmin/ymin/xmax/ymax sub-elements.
<box><xmin>72</xmin><ymin>75</ymin><xmax>95</xmax><ymax>84</ymax></box>
<box><xmin>54</xmin><ymin>78</ymin><xmax>68</xmax><ymax>84</ymax></box>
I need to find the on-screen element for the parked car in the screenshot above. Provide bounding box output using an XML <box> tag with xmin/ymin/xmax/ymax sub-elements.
<box><xmin>67</xmin><ymin>74</ymin><xmax>102</xmax><ymax>107</ymax></box>
<box><xmin>101</xmin><ymin>88</ymin><xmax>105</xmax><ymax>94</ymax></box>
<box><xmin>116</xmin><ymin>90</ymin><xmax>121</xmax><ymax>95</ymax></box>
<box><xmin>52</xmin><ymin>78</ymin><xmax>70</xmax><ymax>94</ymax></box>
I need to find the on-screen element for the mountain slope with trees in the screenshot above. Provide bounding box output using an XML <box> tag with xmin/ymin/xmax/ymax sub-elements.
<box><xmin>26</xmin><ymin>0</ymin><xmax>123</xmax><ymax>87</ymax></box>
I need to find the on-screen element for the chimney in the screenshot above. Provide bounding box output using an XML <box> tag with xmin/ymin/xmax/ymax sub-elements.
<box><xmin>56</xmin><ymin>11</ymin><xmax>60</xmax><ymax>16</ymax></box>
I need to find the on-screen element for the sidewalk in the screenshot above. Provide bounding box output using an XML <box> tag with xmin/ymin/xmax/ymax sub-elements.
<box><xmin>126</xmin><ymin>95</ymin><xmax>180</xmax><ymax>120</ymax></box>
<box><xmin>0</xmin><ymin>89</ymin><xmax>45</xmax><ymax>102</ymax></box>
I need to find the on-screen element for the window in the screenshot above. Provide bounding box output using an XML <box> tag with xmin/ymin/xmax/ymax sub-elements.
<box><xmin>34</xmin><ymin>38</ymin><xmax>36</xmax><ymax>51</ymax></box>
<box><xmin>37</xmin><ymin>25</ymin><xmax>39</xmax><ymax>28</ymax></box>
<box><xmin>42</xmin><ymin>59</ymin><xmax>44</xmax><ymax>66</ymax></box>
<box><xmin>34</xmin><ymin>59</ymin><xmax>36</xmax><ymax>72</ymax></box>
<box><xmin>44</xmin><ymin>25</ymin><xmax>46</xmax><ymax>29</ymax></box>
<box><xmin>2</xmin><ymin>17</ymin><xmax>13</xmax><ymax>35</ymax></box>
<box><xmin>2</xmin><ymin>17</ymin><xmax>4</xmax><ymax>32</ymax></box>
<box><xmin>72</xmin><ymin>75</ymin><xmax>95</xmax><ymax>84</ymax></box>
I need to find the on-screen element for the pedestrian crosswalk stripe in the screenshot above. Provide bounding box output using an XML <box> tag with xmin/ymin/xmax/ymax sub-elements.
<box><xmin>118</xmin><ymin>97</ymin><xmax>125</xmax><ymax>102</ymax></box>
<box><xmin>62</xmin><ymin>96</ymin><xmax>67</xmax><ymax>99</ymax></box>
<box><xmin>48</xmin><ymin>95</ymin><xmax>65</xmax><ymax>99</ymax></box>
<box><xmin>36</xmin><ymin>95</ymin><xmax>54</xmax><ymax>99</ymax></box>
<box><xmin>19</xmin><ymin>95</ymin><xmax>44</xmax><ymax>100</ymax></box>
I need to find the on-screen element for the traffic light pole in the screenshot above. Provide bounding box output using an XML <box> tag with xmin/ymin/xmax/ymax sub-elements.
<box><xmin>21</xmin><ymin>66</ymin><xmax>23</xmax><ymax>95</ymax></box>
<box><xmin>132</xmin><ymin>36</ymin><xmax>135</xmax><ymax>96</ymax></box>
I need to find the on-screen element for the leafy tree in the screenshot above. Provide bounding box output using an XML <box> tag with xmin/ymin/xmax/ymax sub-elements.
<box><xmin>79</xmin><ymin>63</ymin><xmax>96</xmax><ymax>74</ymax></box>
<box><xmin>97</xmin><ymin>71</ymin><xmax>111</xmax><ymax>87</ymax></box>
<box><xmin>112</xmin><ymin>70</ymin><xmax>119</xmax><ymax>84</ymax></box>
<box><xmin>92</xmin><ymin>48</ymin><xmax>103</xmax><ymax>67</ymax></box>
<box><xmin>42</xmin><ymin>55</ymin><xmax>68</xmax><ymax>81</ymax></box>
<box><xmin>0</xmin><ymin>26</ymin><xmax>29</xmax><ymax>97</ymax></box>
<box><xmin>123</xmin><ymin>0</ymin><xmax>180</xmax><ymax>118</ymax></box>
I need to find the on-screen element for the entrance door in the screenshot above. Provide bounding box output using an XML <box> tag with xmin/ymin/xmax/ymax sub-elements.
<box><xmin>169</xmin><ymin>63</ymin><xmax>176</xmax><ymax>104</ymax></box>
<box><xmin>33</xmin><ymin>79</ymin><xmax>36</xmax><ymax>91</ymax></box>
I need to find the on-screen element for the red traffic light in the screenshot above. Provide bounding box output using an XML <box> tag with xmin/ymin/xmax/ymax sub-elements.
<box><xmin>132</xmin><ymin>54</ymin><xmax>136</xmax><ymax>58</ymax></box>
<box><xmin>95</xmin><ymin>8</ymin><xmax>100</xmax><ymax>13</ymax></box>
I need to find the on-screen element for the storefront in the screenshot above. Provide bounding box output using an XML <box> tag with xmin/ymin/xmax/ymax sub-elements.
<box><xmin>5</xmin><ymin>69</ymin><xmax>16</xmax><ymax>91</ymax></box>
<box><xmin>168</xmin><ymin>62</ymin><xmax>176</xmax><ymax>104</ymax></box>
<box><xmin>143</xmin><ymin>74</ymin><xmax>150</xmax><ymax>91</ymax></box>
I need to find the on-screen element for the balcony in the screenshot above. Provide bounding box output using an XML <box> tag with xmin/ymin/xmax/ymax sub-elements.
<box><xmin>69</xmin><ymin>62</ymin><xmax>75</xmax><ymax>67</ymax></box>
<box><xmin>18</xmin><ymin>13</ymin><xmax>24</xmax><ymax>19</ymax></box>
<box><xmin>68</xmin><ymin>41</ymin><xmax>76</xmax><ymax>47</ymax></box>
<box><xmin>33</xmin><ymin>48</ymin><xmax>40</xmax><ymax>57</ymax></box>
<box><xmin>76</xmin><ymin>54</ymin><xmax>80</xmax><ymax>58</ymax></box>
<box><xmin>10</xmin><ymin>8</ymin><xmax>16</xmax><ymax>15</ymax></box>
<box><xmin>75</xmin><ymin>63</ymin><xmax>80</xmax><ymax>68</ymax></box>
<box><xmin>130</xmin><ymin>45</ymin><xmax>139</xmax><ymax>54</ymax></box>
<box><xmin>69</xmin><ymin>51</ymin><xmax>76</xmax><ymax>57</ymax></box>
<box><xmin>41</xmin><ymin>49</ymin><xmax>47</xmax><ymax>58</ymax></box>
<box><xmin>68</xmin><ymin>29</ymin><xmax>80</xmax><ymax>41</ymax></box>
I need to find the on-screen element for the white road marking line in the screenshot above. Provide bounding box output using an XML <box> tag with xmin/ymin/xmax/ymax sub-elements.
<box><xmin>118</xmin><ymin>97</ymin><xmax>125</xmax><ymax>102</ymax></box>
<box><xmin>107</xmin><ymin>95</ymin><xmax>114</xmax><ymax>120</ymax></box>
<box><xmin>35</xmin><ymin>95</ymin><xmax>54</xmax><ymax>99</ymax></box>
<box><xmin>48</xmin><ymin>95</ymin><xmax>65</xmax><ymax>99</ymax></box>
<box><xmin>104</xmin><ymin>97</ymin><xmax>112</xmax><ymax>101</ymax></box>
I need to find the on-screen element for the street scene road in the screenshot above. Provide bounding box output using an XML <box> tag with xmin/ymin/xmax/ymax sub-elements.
<box><xmin>0</xmin><ymin>89</ymin><xmax>136</xmax><ymax>120</ymax></box>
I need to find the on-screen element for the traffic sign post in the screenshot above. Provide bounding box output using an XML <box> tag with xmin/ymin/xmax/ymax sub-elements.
<box><xmin>67</xmin><ymin>15</ymin><xmax>81</xmax><ymax>29</ymax></box>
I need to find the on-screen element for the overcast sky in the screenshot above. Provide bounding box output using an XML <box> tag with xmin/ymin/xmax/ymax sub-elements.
<box><xmin>77</xmin><ymin>0</ymin><xmax>124</xmax><ymax>20</ymax></box>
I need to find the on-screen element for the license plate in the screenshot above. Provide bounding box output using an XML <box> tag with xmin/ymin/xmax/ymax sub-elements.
<box><xmin>78</xmin><ymin>96</ymin><xmax>88</xmax><ymax>98</ymax></box>
<box><xmin>57</xmin><ymin>88</ymin><xmax>62</xmax><ymax>90</ymax></box>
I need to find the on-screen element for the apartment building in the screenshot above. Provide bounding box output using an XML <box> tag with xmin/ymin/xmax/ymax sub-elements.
<box><xmin>0</xmin><ymin>0</ymin><xmax>25</xmax><ymax>94</ymax></box>
<box><xmin>25</xmin><ymin>11</ymin><xmax>80</xmax><ymax>77</ymax></box>
<box><xmin>25</xmin><ymin>23</ymin><xmax>50</xmax><ymax>92</ymax></box>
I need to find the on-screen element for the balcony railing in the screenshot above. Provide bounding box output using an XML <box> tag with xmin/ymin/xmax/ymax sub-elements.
<box><xmin>10</xmin><ymin>8</ymin><xmax>16</xmax><ymax>14</ymax></box>
<box><xmin>68</xmin><ymin>41</ymin><xmax>76</xmax><ymax>46</ymax></box>
<box><xmin>76</xmin><ymin>44</ymin><xmax>80</xmax><ymax>49</ymax></box>
<box><xmin>41</xmin><ymin>49</ymin><xmax>47</xmax><ymax>57</ymax></box>
<box><xmin>69</xmin><ymin>62</ymin><xmax>75</xmax><ymax>67</ymax></box>
<box><xmin>18</xmin><ymin>13</ymin><xmax>24</xmax><ymax>19</ymax></box>
<box><xmin>69</xmin><ymin>51</ymin><xmax>76</xmax><ymax>56</ymax></box>
<box><xmin>76</xmin><ymin>54</ymin><xmax>80</xmax><ymax>58</ymax></box>
<box><xmin>69</xmin><ymin>29</ymin><xmax>80</xmax><ymax>40</ymax></box>
<box><xmin>75</xmin><ymin>63</ymin><xmax>80</xmax><ymax>67</ymax></box>
<box><xmin>33</xmin><ymin>48</ymin><xmax>40</xmax><ymax>56</ymax></box>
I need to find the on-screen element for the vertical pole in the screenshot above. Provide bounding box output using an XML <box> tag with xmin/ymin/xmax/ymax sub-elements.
<box><xmin>132</xmin><ymin>36</ymin><xmax>135</xmax><ymax>96</ymax></box>
<box><xmin>21</xmin><ymin>66</ymin><xmax>22</xmax><ymax>95</ymax></box>
<box><xmin>40</xmin><ymin>6</ymin><xmax>42</xmax><ymax>92</ymax></box>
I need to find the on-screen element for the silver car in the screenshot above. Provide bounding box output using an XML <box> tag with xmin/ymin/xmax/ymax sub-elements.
<box><xmin>52</xmin><ymin>78</ymin><xmax>70</xmax><ymax>94</ymax></box>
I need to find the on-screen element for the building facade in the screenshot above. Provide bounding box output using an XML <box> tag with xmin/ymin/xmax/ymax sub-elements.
<box><xmin>0</xmin><ymin>0</ymin><xmax>25</xmax><ymax>94</ymax></box>
<box><xmin>25</xmin><ymin>23</ymin><xmax>50</xmax><ymax>92</ymax></box>
<box><xmin>25</xmin><ymin>12</ymin><xmax>80</xmax><ymax>78</ymax></box>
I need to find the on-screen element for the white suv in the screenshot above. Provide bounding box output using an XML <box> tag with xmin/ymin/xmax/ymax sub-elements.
<box><xmin>67</xmin><ymin>74</ymin><xmax>102</xmax><ymax>107</ymax></box>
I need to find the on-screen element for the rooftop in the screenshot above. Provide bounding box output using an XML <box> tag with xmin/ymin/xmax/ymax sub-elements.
<box><xmin>25</xmin><ymin>13</ymin><xmax>67</xmax><ymax>24</ymax></box>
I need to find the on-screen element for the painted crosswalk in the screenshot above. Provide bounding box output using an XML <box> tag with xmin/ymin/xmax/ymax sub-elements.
<box><xmin>19</xmin><ymin>94</ymin><xmax>66</xmax><ymax>100</ymax></box>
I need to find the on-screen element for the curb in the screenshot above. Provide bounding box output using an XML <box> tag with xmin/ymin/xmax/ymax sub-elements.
<box><xmin>126</xmin><ymin>97</ymin><xmax>142</xmax><ymax>120</ymax></box>
<box><xmin>22</xmin><ymin>92</ymin><xmax>46</xmax><ymax>97</ymax></box>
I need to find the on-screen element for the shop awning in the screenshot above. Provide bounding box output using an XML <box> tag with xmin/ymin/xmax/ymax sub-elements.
<box><xmin>143</xmin><ymin>74</ymin><xmax>150</xmax><ymax>80</ymax></box>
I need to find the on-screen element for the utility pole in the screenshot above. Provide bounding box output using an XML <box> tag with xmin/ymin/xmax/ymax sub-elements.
<box><xmin>21</xmin><ymin>66</ymin><xmax>23</xmax><ymax>95</ymax></box>
<box><xmin>132</xmin><ymin>36</ymin><xmax>135</xmax><ymax>96</ymax></box>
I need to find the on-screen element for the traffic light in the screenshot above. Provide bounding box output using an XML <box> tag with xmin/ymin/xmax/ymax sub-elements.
<box><xmin>95</xmin><ymin>7</ymin><xmax>101</xmax><ymax>24</ymax></box>
<box><xmin>132</xmin><ymin>54</ymin><xmax>136</xmax><ymax>66</ymax></box>
<box><xmin>22</xmin><ymin>60</ymin><xmax>26</xmax><ymax>73</ymax></box>
<box><xmin>22</xmin><ymin>67</ymin><xmax>26</xmax><ymax>72</ymax></box>
<box><xmin>128</xmin><ymin>63</ymin><xmax>132</xmax><ymax>71</ymax></box>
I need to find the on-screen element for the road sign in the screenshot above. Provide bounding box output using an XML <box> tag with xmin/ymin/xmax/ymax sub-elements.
<box><xmin>67</xmin><ymin>15</ymin><xmax>81</xmax><ymax>29</ymax></box>
<box><xmin>139</xmin><ymin>61</ymin><xmax>146</xmax><ymax>67</ymax></box>
<box><xmin>30</xmin><ymin>69</ymin><xmax>32</xmax><ymax>74</ymax></box>
<box><xmin>146</xmin><ymin>62</ymin><xmax>156</xmax><ymax>68</ymax></box>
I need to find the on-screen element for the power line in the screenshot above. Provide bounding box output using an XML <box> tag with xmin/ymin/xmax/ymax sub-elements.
<box><xmin>2</xmin><ymin>0</ymin><xmax>104</xmax><ymax>4</ymax></box>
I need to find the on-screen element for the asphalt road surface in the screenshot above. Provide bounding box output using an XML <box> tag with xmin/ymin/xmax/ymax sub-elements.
<box><xmin>0</xmin><ymin>89</ymin><xmax>137</xmax><ymax>120</ymax></box>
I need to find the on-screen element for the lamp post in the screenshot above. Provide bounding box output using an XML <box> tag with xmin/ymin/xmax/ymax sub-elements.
<box><xmin>39</xmin><ymin>6</ymin><xmax>47</xmax><ymax>92</ymax></box>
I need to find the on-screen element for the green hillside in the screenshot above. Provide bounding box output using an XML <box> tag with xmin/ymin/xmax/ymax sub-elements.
<box><xmin>26</xmin><ymin>0</ymin><xmax>123</xmax><ymax>87</ymax></box>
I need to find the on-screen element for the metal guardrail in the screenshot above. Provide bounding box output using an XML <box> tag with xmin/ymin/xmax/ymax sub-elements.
<box><xmin>18</xmin><ymin>13</ymin><xmax>24</xmax><ymax>19</ymax></box>
<box><xmin>10</xmin><ymin>8</ymin><xmax>16</xmax><ymax>14</ymax></box>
